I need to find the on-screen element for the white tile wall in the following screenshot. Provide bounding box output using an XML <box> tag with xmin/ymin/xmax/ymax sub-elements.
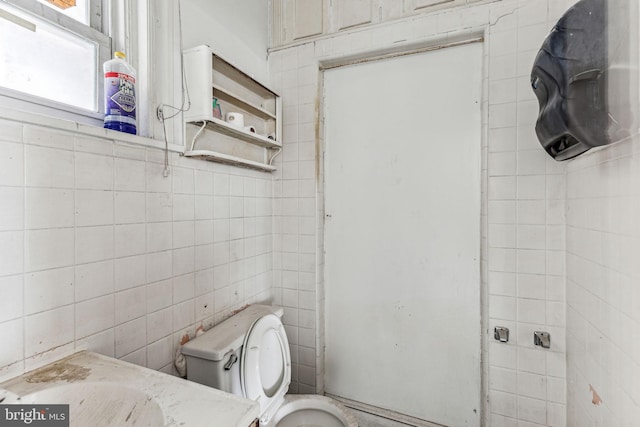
<box><xmin>269</xmin><ymin>0</ymin><xmax>577</xmax><ymax>424</ymax></box>
<box><xmin>0</xmin><ymin>119</ymin><xmax>273</xmax><ymax>381</ymax></box>
<box><xmin>565</xmin><ymin>138</ymin><xmax>640</xmax><ymax>426</ymax></box>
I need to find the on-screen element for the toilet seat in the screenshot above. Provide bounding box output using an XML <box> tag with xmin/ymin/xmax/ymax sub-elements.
<box><xmin>240</xmin><ymin>314</ymin><xmax>291</xmax><ymax>424</ymax></box>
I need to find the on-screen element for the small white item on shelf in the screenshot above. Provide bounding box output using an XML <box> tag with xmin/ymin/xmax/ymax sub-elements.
<box><xmin>226</xmin><ymin>112</ymin><xmax>244</xmax><ymax>128</ymax></box>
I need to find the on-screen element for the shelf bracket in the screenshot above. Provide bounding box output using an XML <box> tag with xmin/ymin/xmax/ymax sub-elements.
<box><xmin>268</xmin><ymin>147</ymin><xmax>282</xmax><ymax>166</ymax></box>
<box><xmin>189</xmin><ymin>121</ymin><xmax>208</xmax><ymax>152</ymax></box>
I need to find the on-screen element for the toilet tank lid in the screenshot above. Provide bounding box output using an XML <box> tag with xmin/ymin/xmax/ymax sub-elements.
<box><xmin>181</xmin><ymin>305</ymin><xmax>283</xmax><ymax>361</ymax></box>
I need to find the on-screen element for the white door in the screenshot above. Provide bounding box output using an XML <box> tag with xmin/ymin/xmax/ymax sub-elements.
<box><xmin>323</xmin><ymin>43</ymin><xmax>482</xmax><ymax>427</ymax></box>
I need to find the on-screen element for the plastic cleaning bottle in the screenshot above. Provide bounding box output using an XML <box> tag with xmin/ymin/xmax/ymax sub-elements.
<box><xmin>103</xmin><ymin>51</ymin><xmax>137</xmax><ymax>135</ymax></box>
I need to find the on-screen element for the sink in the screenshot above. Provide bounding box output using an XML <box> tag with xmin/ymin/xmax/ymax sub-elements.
<box><xmin>6</xmin><ymin>383</ymin><xmax>165</xmax><ymax>427</ymax></box>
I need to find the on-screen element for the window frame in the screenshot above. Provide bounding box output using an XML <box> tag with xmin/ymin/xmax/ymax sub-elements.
<box><xmin>0</xmin><ymin>0</ymin><xmax>111</xmax><ymax>124</ymax></box>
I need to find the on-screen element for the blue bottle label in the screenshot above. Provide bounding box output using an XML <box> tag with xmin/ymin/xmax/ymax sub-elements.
<box><xmin>105</xmin><ymin>72</ymin><xmax>136</xmax><ymax>125</ymax></box>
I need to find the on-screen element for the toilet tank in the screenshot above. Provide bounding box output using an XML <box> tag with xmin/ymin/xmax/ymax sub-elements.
<box><xmin>181</xmin><ymin>305</ymin><xmax>283</xmax><ymax>395</ymax></box>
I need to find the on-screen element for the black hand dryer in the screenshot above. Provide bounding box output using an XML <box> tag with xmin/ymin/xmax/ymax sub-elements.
<box><xmin>531</xmin><ymin>0</ymin><xmax>635</xmax><ymax>160</ymax></box>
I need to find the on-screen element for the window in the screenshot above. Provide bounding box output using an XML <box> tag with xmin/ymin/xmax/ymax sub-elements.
<box><xmin>0</xmin><ymin>0</ymin><xmax>110</xmax><ymax>121</ymax></box>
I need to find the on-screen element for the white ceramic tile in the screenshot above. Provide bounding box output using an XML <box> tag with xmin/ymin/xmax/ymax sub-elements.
<box><xmin>146</xmin><ymin>162</ymin><xmax>171</xmax><ymax>193</ymax></box>
<box><xmin>146</xmin><ymin>251</ymin><xmax>172</xmax><ymax>283</ymax></box>
<box><xmin>516</xmin><ymin>396</ymin><xmax>546</xmax><ymax>424</ymax></box>
<box><xmin>516</xmin><ymin>201</ymin><xmax>546</xmax><ymax>225</ymax></box>
<box><xmin>489</xmin><ymin>271</ymin><xmax>516</xmax><ymax>296</ymax></box>
<box><xmin>229</xmin><ymin>260</ymin><xmax>243</xmax><ymax>284</ymax></box>
<box><xmin>0</xmin><ymin>275</ymin><xmax>23</xmax><ymax>322</ymax></box>
<box><xmin>76</xmin><ymin>295</ymin><xmax>114</xmax><ymax>338</ymax></box>
<box><xmin>25</xmin><ymin>305</ymin><xmax>74</xmax><ymax>357</ymax></box>
<box><xmin>114</xmin><ymin>158</ymin><xmax>146</xmax><ymax>192</ymax></box>
<box><xmin>173</xmin><ymin>247</ymin><xmax>195</xmax><ymax>277</ymax></box>
<box><xmin>0</xmin><ymin>141</ymin><xmax>24</xmax><ymax>187</ymax></box>
<box><xmin>75</xmin><ymin>260</ymin><xmax>114</xmax><ymax>302</ymax></box>
<box><xmin>147</xmin><ymin>306</ymin><xmax>172</xmax><ymax>343</ymax></box>
<box><xmin>229</xmin><ymin>196</ymin><xmax>243</xmax><ymax>218</ymax></box>
<box><xmin>547</xmin><ymin>375</ymin><xmax>566</xmax><ymax>404</ymax></box>
<box><xmin>172</xmin><ymin>272</ymin><xmax>195</xmax><ymax>304</ymax></box>
<box><xmin>490</xmin><ymin>295</ymin><xmax>517</xmax><ymax>320</ymax></box>
<box><xmin>171</xmin><ymin>221</ymin><xmax>193</xmax><ymax>249</ymax></box>
<box><xmin>243</xmin><ymin>198</ymin><xmax>256</xmax><ymax>218</ymax></box>
<box><xmin>0</xmin><ymin>187</ymin><xmax>23</xmax><ymax>231</ymax></box>
<box><xmin>489</xmin><ymin>413</ymin><xmax>518</xmax><ymax>427</ymax></box>
<box><xmin>115</xmin><ymin>317</ymin><xmax>147</xmax><ymax>358</ymax></box>
<box><xmin>517</xmin><ymin>150</ymin><xmax>547</xmax><ymax>176</ymax></box>
<box><xmin>172</xmin><ymin>299</ymin><xmax>195</xmax><ymax>332</ymax></box>
<box><xmin>115</xmin><ymin>223</ymin><xmax>146</xmax><ymax>257</ymax></box>
<box><xmin>115</xmin><ymin>255</ymin><xmax>145</xmax><ymax>291</ymax></box>
<box><xmin>490</xmin><ymin>390</ymin><xmax>518</xmax><ymax>418</ymax></box>
<box><xmin>243</xmin><ymin>177</ymin><xmax>256</xmax><ymax>197</ymax></box>
<box><xmin>517</xmin><ymin>274</ymin><xmax>545</xmax><ymax>300</ymax></box>
<box><xmin>195</xmin><ymin>220</ymin><xmax>213</xmax><ymax>246</ymax></box>
<box><xmin>76</xmin><ymin>190</ymin><xmax>114</xmax><ymax>226</ymax></box>
<box><xmin>213</xmin><ymin>196</ymin><xmax>230</xmax><ymax>219</ymax></box>
<box><xmin>213</xmin><ymin>173</ymin><xmax>229</xmax><ymax>196</ymax></box>
<box><xmin>146</xmin><ymin>335</ymin><xmax>173</xmax><ymax>370</ymax></box>
<box><xmin>194</xmin><ymin>292</ymin><xmax>213</xmax><ymax>321</ymax></box>
<box><xmin>518</xmin><ymin>371</ymin><xmax>547</xmax><ymax>400</ymax></box>
<box><xmin>229</xmin><ymin>175</ymin><xmax>244</xmax><ymax>196</ymax></box>
<box><xmin>23</xmin><ymin>126</ymin><xmax>73</xmax><ymax>150</ymax></box>
<box><xmin>213</xmin><ymin>264</ymin><xmax>231</xmax><ymax>290</ymax></box>
<box><xmin>146</xmin><ymin>222</ymin><xmax>172</xmax><ymax>252</ymax></box>
<box><xmin>517</xmin><ymin>175</ymin><xmax>546</xmax><ymax>200</ymax></box>
<box><xmin>195</xmin><ymin>268</ymin><xmax>214</xmax><ymax>297</ymax></box>
<box><xmin>0</xmin><ymin>120</ymin><xmax>22</xmax><ymax>143</ymax></box>
<box><xmin>172</xmin><ymin>167</ymin><xmax>195</xmax><ymax>194</ymax></box>
<box><xmin>75</xmin><ymin>226</ymin><xmax>114</xmax><ymax>265</ymax></box>
<box><xmin>517</xmin><ymin>22</ymin><xmax>548</xmax><ymax>52</ymax></box>
<box><xmin>243</xmin><ymin>218</ymin><xmax>256</xmax><ymax>238</ymax></box>
<box><xmin>73</xmin><ymin>135</ymin><xmax>115</xmax><ymax>157</ymax></box>
<box><xmin>115</xmin><ymin>286</ymin><xmax>146</xmax><ymax>325</ymax></box>
<box><xmin>489</xmin><ymin>201</ymin><xmax>517</xmax><ymax>224</ymax></box>
<box><xmin>490</xmin><ymin>224</ymin><xmax>516</xmax><ymax>248</ymax></box>
<box><xmin>75</xmin><ymin>152</ymin><xmax>114</xmax><ymax>190</ymax></box>
<box><xmin>146</xmin><ymin>279</ymin><xmax>172</xmax><ymax>313</ymax></box>
<box><xmin>25</xmin><ymin>145</ymin><xmax>74</xmax><ymax>188</ymax></box>
<box><xmin>489</xmin><ymin>248</ymin><xmax>516</xmax><ymax>273</ymax></box>
<box><xmin>195</xmin><ymin>244</ymin><xmax>213</xmax><ymax>271</ymax></box>
<box><xmin>120</xmin><ymin>347</ymin><xmax>146</xmax><ymax>367</ymax></box>
<box><xmin>24</xmin><ymin>228</ymin><xmax>73</xmax><ymax>272</ymax></box>
<box><xmin>77</xmin><ymin>328</ymin><xmax>115</xmax><ymax>358</ymax></box>
<box><xmin>0</xmin><ymin>318</ymin><xmax>24</xmax><ymax>367</ymax></box>
<box><xmin>489</xmin><ymin>52</ymin><xmax>517</xmax><ymax>83</ymax></box>
<box><xmin>517</xmin><ymin>225</ymin><xmax>545</xmax><ymax>250</ymax></box>
<box><xmin>115</xmin><ymin>191</ymin><xmax>146</xmax><ymax>224</ymax></box>
<box><xmin>25</xmin><ymin>188</ymin><xmax>73</xmax><ymax>229</ymax></box>
<box><xmin>194</xmin><ymin>170</ymin><xmax>213</xmax><ymax>195</ymax></box>
<box><xmin>195</xmin><ymin>195</ymin><xmax>213</xmax><ymax>220</ymax></box>
<box><xmin>547</xmin><ymin>402</ymin><xmax>567</xmax><ymax>427</ymax></box>
<box><xmin>24</xmin><ymin>267</ymin><xmax>74</xmax><ymax>315</ymax></box>
<box><xmin>213</xmin><ymin>287</ymin><xmax>229</xmax><ymax>314</ymax></box>
<box><xmin>173</xmin><ymin>194</ymin><xmax>195</xmax><ymax>221</ymax></box>
<box><xmin>490</xmin><ymin>366</ymin><xmax>517</xmax><ymax>394</ymax></box>
<box><xmin>146</xmin><ymin>192</ymin><xmax>173</xmax><ymax>222</ymax></box>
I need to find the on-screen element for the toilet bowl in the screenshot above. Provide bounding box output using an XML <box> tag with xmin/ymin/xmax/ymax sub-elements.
<box><xmin>265</xmin><ymin>395</ymin><xmax>358</xmax><ymax>427</ymax></box>
<box><xmin>181</xmin><ymin>304</ymin><xmax>357</xmax><ymax>427</ymax></box>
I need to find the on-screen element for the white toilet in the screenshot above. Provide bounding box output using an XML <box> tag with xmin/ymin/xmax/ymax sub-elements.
<box><xmin>181</xmin><ymin>304</ymin><xmax>358</xmax><ymax>427</ymax></box>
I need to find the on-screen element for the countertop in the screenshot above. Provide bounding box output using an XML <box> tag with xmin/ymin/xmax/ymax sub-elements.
<box><xmin>0</xmin><ymin>351</ymin><xmax>259</xmax><ymax>427</ymax></box>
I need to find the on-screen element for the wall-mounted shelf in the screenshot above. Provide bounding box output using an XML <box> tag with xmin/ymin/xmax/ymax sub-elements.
<box><xmin>182</xmin><ymin>45</ymin><xmax>282</xmax><ymax>171</ymax></box>
<box><xmin>184</xmin><ymin>149</ymin><xmax>276</xmax><ymax>172</ymax></box>
<box><xmin>193</xmin><ymin>117</ymin><xmax>281</xmax><ymax>149</ymax></box>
